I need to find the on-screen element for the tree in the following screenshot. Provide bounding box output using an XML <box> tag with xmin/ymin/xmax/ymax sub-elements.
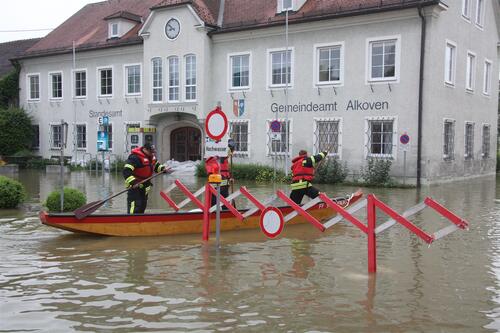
<box><xmin>0</xmin><ymin>107</ymin><xmax>33</xmax><ymax>156</ymax></box>
<box><xmin>0</xmin><ymin>65</ymin><xmax>20</xmax><ymax>109</ymax></box>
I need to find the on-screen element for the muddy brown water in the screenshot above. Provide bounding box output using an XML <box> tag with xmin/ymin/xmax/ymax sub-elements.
<box><xmin>0</xmin><ymin>170</ymin><xmax>499</xmax><ymax>332</ymax></box>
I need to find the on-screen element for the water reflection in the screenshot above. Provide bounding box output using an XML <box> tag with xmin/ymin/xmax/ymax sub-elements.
<box><xmin>0</xmin><ymin>170</ymin><xmax>499</xmax><ymax>331</ymax></box>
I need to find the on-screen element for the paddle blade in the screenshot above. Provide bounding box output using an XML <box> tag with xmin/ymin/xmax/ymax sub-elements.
<box><xmin>74</xmin><ymin>200</ymin><xmax>104</xmax><ymax>220</ymax></box>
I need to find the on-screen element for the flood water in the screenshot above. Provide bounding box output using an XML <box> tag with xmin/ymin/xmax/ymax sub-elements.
<box><xmin>1</xmin><ymin>169</ymin><xmax>499</xmax><ymax>332</ymax></box>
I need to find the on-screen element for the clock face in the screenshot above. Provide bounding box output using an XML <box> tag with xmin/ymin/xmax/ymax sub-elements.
<box><xmin>165</xmin><ymin>18</ymin><xmax>180</xmax><ymax>40</ymax></box>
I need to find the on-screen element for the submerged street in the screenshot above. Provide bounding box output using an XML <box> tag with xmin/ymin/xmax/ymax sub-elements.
<box><xmin>0</xmin><ymin>170</ymin><xmax>499</xmax><ymax>332</ymax></box>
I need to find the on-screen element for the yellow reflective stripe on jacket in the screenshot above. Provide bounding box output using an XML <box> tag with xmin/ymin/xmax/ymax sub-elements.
<box><xmin>154</xmin><ymin>162</ymin><xmax>163</xmax><ymax>173</ymax></box>
<box><xmin>124</xmin><ymin>164</ymin><xmax>135</xmax><ymax>171</ymax></box>
<box><xmin>319</xmin><ymin>152</ymin><xmax>326</xmax><ymax>159</ymax></box>
<box><xmin>125</xmin><ymin>175</ymin><xmax>136</xmax><ymax>186</ymax></box>
<box><xmin>129</xmin><ymin>201</ymin><xmax>135</xmax><ymax>214</ymax></box>
<box><xmin>291</xmin><ymin>180</ymin><xmax>312</xmax><ymax>190</ymax></box>
<box><xmin>310</xmin><ymin>156</ymin><xmax>317</xmax><ymax>167</ymax></box>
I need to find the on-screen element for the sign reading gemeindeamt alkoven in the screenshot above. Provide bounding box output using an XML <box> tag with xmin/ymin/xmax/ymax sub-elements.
<box><xmin>271</xmin><ymin>100</ymin><xmax>389</xmax><ymax>113</ymax></box>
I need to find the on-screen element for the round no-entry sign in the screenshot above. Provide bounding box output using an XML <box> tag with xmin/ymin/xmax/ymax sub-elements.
<box><xmin>260</xmin><ymin>206</ymin><xmax>284</xmax><ymax>239</ymax></box>
<box><xmin>205</xmin><ymin>107</ymin><xmax>228</xmax><ymax>141</ymax></box>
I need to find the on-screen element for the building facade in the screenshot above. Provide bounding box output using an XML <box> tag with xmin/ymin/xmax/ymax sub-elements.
<box><xmin>16</xmin><ymin>0</ymin><xmax>500</xmax><ymax>184</ymax></box>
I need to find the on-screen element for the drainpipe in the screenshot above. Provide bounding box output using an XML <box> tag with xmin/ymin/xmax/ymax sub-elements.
<box><xmin>417</xmin><ymin>4</ymin><xmax>427</xmax><ymax>188</ymax></box>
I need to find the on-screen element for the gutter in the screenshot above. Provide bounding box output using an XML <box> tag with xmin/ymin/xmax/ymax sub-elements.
<box><xmin>417</xmin><ymin>3</ymin><xmax>427</xmax><ymax>188</ymax></box>
<box><xmin>13</xmin><ymin>38</ymin><xmax>143</xmax><ymax>61</ymax></box>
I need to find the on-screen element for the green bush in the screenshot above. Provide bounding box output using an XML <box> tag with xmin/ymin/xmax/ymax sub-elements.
<box><xmin>0</xmin><ymin>107</ymin><xmax>33</xmax><ymax>156</ymax></box>
<box><xmin>196</xmin><ymin>161</ymin><xmax>289</xmax><ymax>182</ymax></box>
<box><xmin>315</xmin><ymin>158</ymin><xmax>348</xmax><ymax>184</ymax></box>
<box><xmin>0</xmin><ymin>175</ymin><xmax>26</xmax><ymax>208</ymax></box>
<box><xmin>361</xmin><ymin>158</ymin><xmax>393</xmax><ymax>185</ymax></box>
<box><xmin>45</xmin><ymin>187</ymin><xmax>86</xmax><ymax>212</ymax></box>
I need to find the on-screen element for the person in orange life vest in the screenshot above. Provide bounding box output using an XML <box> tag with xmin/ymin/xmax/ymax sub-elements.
<box><xmin>205</xmin><ymin>141</ymin><xmax>235</xmax><ymax>209</ymax></box>
<box><xmin>290</xmin><ymin>149</ymin><xmax>328</xmax><ymax>205</ymax></box>
<box><xmin>123</xmin><ymin>142</ymin><xmax>171</xmax><ymax>214</ymax></box>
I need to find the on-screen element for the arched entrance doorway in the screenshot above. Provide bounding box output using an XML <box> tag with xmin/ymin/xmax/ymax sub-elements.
<box><xmin>170</xmin><ymin>127</ymin><xmax>202</xmax><ymax>161</ymax></box>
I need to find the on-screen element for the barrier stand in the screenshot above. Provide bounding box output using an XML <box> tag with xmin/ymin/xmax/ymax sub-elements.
<box><xmin>318</xmin><ymin>193</ymin><xmax>468</xmax><ymax>273</ymax></box>
<box><xmin>276</xmin><ymin>191</ymin><xmax>326</xmax><ymax>232</ymax></box>
<box><xmin>160</xmin><ymin>179</ymin><xmax>205</xmax><ymax>211</ymax></box>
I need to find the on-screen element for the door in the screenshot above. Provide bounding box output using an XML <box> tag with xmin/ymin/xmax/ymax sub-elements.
<box><xmin>170</xmin><ymin>127</ymin><xmax>201</xmax><ymax>161</ymax></box>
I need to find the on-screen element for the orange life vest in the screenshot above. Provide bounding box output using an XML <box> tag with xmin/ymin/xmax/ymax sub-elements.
<box><xmin>291</xmin><ymin>155</ymin><xmax>315</xmax><ymax>182</ymax></box>
<box><xmin>205</xmin><ymin>157</ymin><xmax>231</xmax><ymax>180</ymax></box>
<box><xmin>131</xmin><ymin>147</ymin><xmax>156</xmax><ymax>180</ymax></box>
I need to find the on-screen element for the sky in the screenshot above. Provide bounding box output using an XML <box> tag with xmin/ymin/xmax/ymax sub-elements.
<box><xmin>0</xmin><ymin>0</ymin><xmax>102</xmax><ymax>43</ymax></box>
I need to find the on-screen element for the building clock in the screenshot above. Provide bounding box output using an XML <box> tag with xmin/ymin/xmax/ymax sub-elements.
<box><xmin>165</xmin><ymin>18</ymin><xmax>180</xmax><ymax>40</ymax></box>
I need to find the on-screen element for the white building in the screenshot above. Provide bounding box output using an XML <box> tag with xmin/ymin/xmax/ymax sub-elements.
<box><xmin>15</xmin><ymin>0</ymin><xmax>500</xmax><ymax>184</ymax></box>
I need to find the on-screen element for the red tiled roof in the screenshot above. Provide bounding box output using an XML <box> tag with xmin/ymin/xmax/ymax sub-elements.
<box><xmin>220</xmin><ymin>0</ymin><xmax>440</xmax><ymax>31</ymax></box>
<box><xmin>24</xmin><ymin>0</ymin><xmax>163</xmax><ymax>57</ymax></box>
<box><xmin>19</xmin><ymin>0</ymin><xmax>440</xmax><ymax>58</ymax></box>
<box><xmin>0</xmin><ymin>38</ymin><xmax>41</xmax><ymax>77</ymax></box>
<box><xmin>152</xmin><ymin>0</ymin><xmax>220</xmax><ymax>25</ymax></box>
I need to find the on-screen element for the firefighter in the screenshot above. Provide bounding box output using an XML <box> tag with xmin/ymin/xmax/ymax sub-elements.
<box><xmin>123</xmin><ymin>142</ymin><xmax>170</xmax><ymax>214</ymax></box>
<box><xmin>289</xmin><ymin>149</ymin><xmax>328</xmax><ymax>205</ymax></box>
<box><xmin>205</xmin><ymin>141</ymin><xmax>235</xmax><ymax>209</ymax></box>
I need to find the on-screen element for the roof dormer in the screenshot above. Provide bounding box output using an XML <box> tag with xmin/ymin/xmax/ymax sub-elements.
<box><xmin>104</xmin><ymin>11</ymin><xmax>142</xmax><ymax>39</ymax></box>
<box><xmin>277</xmin><ymin>0</ymin><xmax>307</xmax><ymax>13</ymax></box>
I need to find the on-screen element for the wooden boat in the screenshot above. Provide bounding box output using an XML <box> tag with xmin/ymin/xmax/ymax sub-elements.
<box><xmin>39</xmin><ymin>190</ymin><xmax>362</xmax><ymax>237</ymax></box>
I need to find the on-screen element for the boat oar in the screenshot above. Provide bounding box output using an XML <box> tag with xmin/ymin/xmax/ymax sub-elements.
<box><xmin>73</xmin><ymin>171</ymin><xmax>167</xmax><ymax>220</ymax></box>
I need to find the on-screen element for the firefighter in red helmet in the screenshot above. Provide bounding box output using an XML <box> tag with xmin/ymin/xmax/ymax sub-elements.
<box><xmin>123</xmin><ymin>142</ymin><xmax>171</xmax><ymax>214</ymax></box>
<box><xmin>205</xmin><ymin>140</ymin><xmax>235</xmax><ymax>209</ymax></box>
<box><xmin>289</xmin><ymin>149</ymin><xmax>328</xmax><ymax>205</ymax></box>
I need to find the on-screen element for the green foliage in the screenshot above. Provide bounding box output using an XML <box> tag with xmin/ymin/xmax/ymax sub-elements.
<box><xmin>361</xmin><ymin>158</ymin><xmax>393</xmax><ymax>185</ymax></box>
<box><xmin>196</xmin><ymin>161</ymin><xmax>289</xmax><ymax>182</ymax></box>
<box><xmin>111</xmin><ymin>158</ymin><xmax>126</xmax><ymax>171</ymax></box>
<box><xmin>0</xmin><ymin>107</ymin><xmax>33</xmax><ymax>156</ymax></box>
<box><xmin>497</xmin><ymin>151</ymin><xmax>500</xmax><ymax>172</ymax></box>
<box><xmin>0</xmin><ymin>67</ymin><xmax>20</xmax><ymax>109</ymax></box>
<box><xmin>315</xmin><ymin>158</ymin><xmax>348</xmax><ymax>184</ymax></box>
<box><xmin>44</xmin><ymin>187</ymin><xmax>86</xmax><ymax>212</ymax></box>
<box><xmin>0</xmin><ymin>175</ymin><xmax>25</xmax><ymax>209</ymax></box>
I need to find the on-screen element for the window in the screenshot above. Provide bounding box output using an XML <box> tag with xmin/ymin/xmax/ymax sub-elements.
<box><xmin>168</xmin><ymin>56</ymin><xmax>179</xmax><ymax>102</ymax></box>
<box><xmin>483</xmin><ymin>60</ymin><xmax>492</xmax><ymax>95</ymax></box>
<box><xmin>268</xmin><ymin>48</ymin><xmax>293</xmax><ymax>88</ymax></box>
<box><xmin>444</xmin><ymin>41</ymin><xmax>456</xmax><ymax>85</ymax></box>
<box><xmin>185</xmin><ymin>54</ymin><xmax>196</xmax><ymax>101</ymax></box>
<box><xmin>466</xmin><ymin>52</ymin><xmax>476</xmax><ymax>91</ymax></box>
<box><xmin>152</xmin><ymin>58</ymin><xmax>163</xmax><ymax>102</ymax></box>
<box><xmin>316</xmin><ymin>44</ymin><xmax>343</xmax><ymax>85</ymax></box>
<box><xmin>31</xmin><ymin>125</ymin><xmax>39</xmax><ymax>150</ymax></box>
<box><xmin>443</xmin><ymin>120</ymin><xmax>455</xmax><ymax>160</ymax></box>
<box><xmin>267</xmin><ymin>119</ymin><xmax>291</xmax><ymax>155</ymax></box>
<box><xmin>475</xmin><ymin>0</ymin><xmax>484</xmax><ymax>27</ymax></box>
<box><xmin>366</xmin><ymin>118</ymin><xmax>395</xmax><ymax>157</ymax></box>
<box><xmin>314</xmin><ymin>119</ymin><xmax>341</xmax><ymax>156</ymax></box>
<box><xmin>98</xmin><ymin>67</ymin><xmax>113</xmax><ymax>97</ymax></box>
<box><xmin>50</xmin><ymin>72</ymin><xmax>63</xmax><ymax>99</ymax></box>
<box><xmin>110</xmin><ymin>23</ymin><xmax>119</xmax><ymax>38</ymax></box>
<box><xmin>464</xmin><ymin>122</ymin><xmax>474</xmax><ymax>160</ymax></box>
<box><xmin>229</xmin><ymin>120</ymin><xmax>249</xmax><ymax>155</ymax></box>
<box><xmin>27</xmin><ymin>74</ymin><xmax>40</xmax><ymax>100</ymax></box>
<box><xmin>462</xmin><ymin>0</ymin><xmax>471</xmax><ymax>19</ymax></box>
<box><xmin>74</xmin><ymin>70</ymin><xmax>86</xmax><ymax>98</ymax></box>
<box><xmin>103</xmin><ymin>123</ymin><xmax>113</xmax><ymax>149</ymax></box>
<box><xmin>51</xmin><ymin>125</ymin><xmax>62</xmax><ymax>149</ymax></box>
<box><xmin>76</xmin><ymin>124</ymin><xmax>87</xmax><ymax>149</ymax></box>
<box><xmin>482</xmin><ymin>124</ymin><xmax>490</xmax><ymax>158</ymax></box>
<box><xmin>368</xmin><ymin>37</ymin><xmax>398</xmax><ymax>81</ymax></box>
<box><xmin>125</xmin><ymin>64</ymin><xmax>141</xmax><ymax>95</ymax></box>
<box><xmin>281</xmin><ymin>0</ymin><xmax>293</xmax><ymax>12</ymax></box>
<box><xmin>230</xmin><ymin>53</ymin><xmax>250</xmax><ymax>89</ymax></box>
